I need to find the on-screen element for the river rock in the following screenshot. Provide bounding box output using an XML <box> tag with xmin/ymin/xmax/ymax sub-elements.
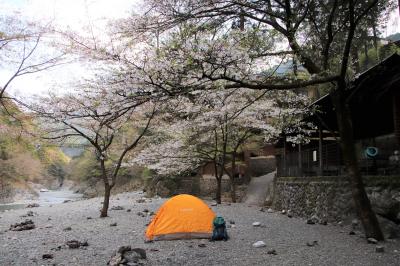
<box><xmin>108</xmin><ymin>246</ymin><xmax>146</xmax><ymax>266</ymax></box>
<box><xmin>252</xmin><ymin>222</ymin><xmax>261</xmax><ymax>227</ymax></box>
<box><xmin>370</xmin><ymin>189</ymin><xmax>400</xmax><ymax>223</ymax></box>
<box><xmin>10</xmin><ymin>219</ymin><xmax>35</xmax><ymax>231</ymax></box>
<box><xmin>267</xmin><ymin>249</ymin><xmax>277</xmax><ymax>255</ymax></box>
<box><xmin>306</xmin><ymin>240</ymin><xmax>318</xmax><ymax>247</ymax></box>
<box><xmin>137</xmin><ymin>212</ymin><xmax>145</xmax><ymax>217</ymax></box>
<box><xmin>308</xmin><ymin>215</ymin><xmax>320</xmax><ymax>224</ymax></box>
<box><xmin>306</xmin><ymin>219</ymin><xmax>315</xmax><ymax>225</ymax></box>
<box><xmin>377</xmin><ymin>216</ymin><xmax>400</xmax><ymax>239</ymax></box>
<box><xmin>20</xmin><ymin>211</ymin><xmax>36</xmax><ymax>218</ymax></box>
<box><xmin>111</xmin><ymin>206</ymin><xmax>124</xmax><ymax>211</ymax></box>
<box><xmin>26</xmin><ymin>203</ymin><xmax>40</xmax><ymax>208</ymax></box>
<box><xmin>66</xmin><ymin>240</ymin><xmax>89</xmax><ymax>249</ymax></box>
<box><xmin>367</xmin><ymin>238</ymin><xmax>378</xmax><ymax>244</ymax></box>
<box><xmin>252</xmin><ymin>241</ymin><xmax>266</xmax><ymax>248</ymax></box>
<box><xmin>110</xmin><ymin>222</ymin><xmax>117</xmax><ymax>227</ymax></box>
<box><xmin>42</xmin><ymin>254</ymin><xmax>53</xmax><ymax>259</ymax></box>
<box><xmin>376</xmin><ymin>245</ymin><xmax>385</xmax><ymax>253</ymax></box>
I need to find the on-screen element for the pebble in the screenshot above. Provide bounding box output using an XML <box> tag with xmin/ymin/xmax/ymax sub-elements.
<box><xmin>42</xmin><ymin>254</ymin><xmax>53</xmax><ymax>259</ymax></box>
<box><xmin>306</xmin><ymin>240</ymin><xmax>318</xmax><ymax>247</ymax></box>
<box><xmin>252</xmin><ymin>241</ymin><xmax>266</xmax><ymax>248</ymax></box>
<box><xmin>110</xmin><ymin>206</ymin><xmax>124</xmax><ymax>211</ymax></box>
<box><xmin>281</xmin><ymin>210</ymin><xmax>286</xmax><ymax>215</ymax></box>
<box><xmin>110</xmin><ymin>222</ymin><xmax>117</xmax><ymax>227</ymax></box>
<box><xmin>267</xmin><ymin>208</ymin><xmax>274</xmax><ymax>213</ymax></box>
<box><xmin>66</xmin><ymin>240</ymin><xmax>89</xmax><ymax>249</ymax></box>
<box><xmin>306</xmin><ymin>219</ymin><xmax>315</xmax><ymax>225</ymax></box>
<box><xmin>267</xmin><ymin>249</ymin><xmax>277</xmax><ymax>255</ymax></box>
<box><xmin>252</xmin><ymin>222</ymin><xmax>261</xmax><ymax>227</ymax></box>
<box><xmin>63</xmin><ymin>227</ymin><xmax>72</xmax><ymax>231</ymax></box>
<box><xmin>367</xmin><ymin>238</ymin><xmax>378</xmax><ymax>244</ymax></box>
<box><xmin>376</xmin><ymin>245</ymin><xmax>385</xmax><ymax>253</ymax></box>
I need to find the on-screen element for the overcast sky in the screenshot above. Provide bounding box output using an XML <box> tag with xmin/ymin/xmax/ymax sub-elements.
<box><xmin>0</xmin><ymin>0</ymin><xmax>140</xmax><ymax>98</ymax></box>
<box><xmin>0</xmin><ymin>0</ymin><xmax>399</xmax><ymax>98</ymax></box>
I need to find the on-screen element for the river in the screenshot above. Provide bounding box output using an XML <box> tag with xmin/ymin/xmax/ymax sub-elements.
<box><xmin>0</xmin><ymin>188</ymin><xmax>83</xmax><ymax>212</ymax></box>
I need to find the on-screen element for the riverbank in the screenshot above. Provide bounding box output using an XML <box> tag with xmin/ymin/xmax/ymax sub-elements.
<box><xmin>0</xmin><ymin>186</ymin><xmax>83</xmax><ymax>212</ymax></box>
<box><xmin>0</xmin><ymin>191</ymin><xmax>399</xmax><ymax>265</ymax></box>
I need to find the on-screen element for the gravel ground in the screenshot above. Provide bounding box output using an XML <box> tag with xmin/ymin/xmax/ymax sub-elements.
<box><xmin>0</xmin><ymin>191</ymin><xmax>399</xmax><ymax>266</ymax></box>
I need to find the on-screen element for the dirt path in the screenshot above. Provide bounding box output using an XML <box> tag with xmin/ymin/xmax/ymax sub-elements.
<box><xmin>243</xmin><ymin>171</ymin><xmax>275</xmax><ymax>206</ymax></box>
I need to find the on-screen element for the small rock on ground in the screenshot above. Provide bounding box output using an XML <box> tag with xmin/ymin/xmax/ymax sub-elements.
<box><xmin>42</xmin><ymin>254</ymin><xmax>54</xmax><ymax>259</ymax></box>
<box><xmin>267</xmin><ymin>249</ymin><xmax>277</xmax><ymax>255</ymax></box>
<box><xmin>10</xmin><ymin>220</ymin><xmax>35</xmax><ymax>231</ymax></box>
<box><xmin>252</xmin><ymin>241</ymin><xmax>266</xmax><ymax>248</ymax></box>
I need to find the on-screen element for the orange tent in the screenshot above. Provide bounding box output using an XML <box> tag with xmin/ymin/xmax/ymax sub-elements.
<box><xmin>145</xmin><ymin>194</ymin><xmax>216</xmax><ymax>241</ymax></box>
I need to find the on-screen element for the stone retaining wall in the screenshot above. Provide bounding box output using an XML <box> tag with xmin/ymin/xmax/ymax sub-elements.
<box><xmin>273</xmin><ymin>176</ymin><xmax>400</xmax><ymax>223</ymax></box>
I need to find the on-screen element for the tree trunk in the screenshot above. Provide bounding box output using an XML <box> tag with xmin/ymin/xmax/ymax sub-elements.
<box><xmin>214</xmin><ymin>161</ymin><xmax>222</xmax><ymax>204</ymax></box>
<box><xmin>216</xmin><ymin>177</ymin><xmax>222</xmax><ymax>204</ymax></box>
<box><xmin>100</xmin><ymin>183</ymin><xmax>111</xmax><ymax>218</ymax></box>
<box><xmin>230</xmin><ymin>152</ymin><xmax>237</xmax><ymax>203</ymax></box>
<box><xmin>332</xmin><ymin>88</ymin><xmax>384</xmax><ymax>240</ymax></box>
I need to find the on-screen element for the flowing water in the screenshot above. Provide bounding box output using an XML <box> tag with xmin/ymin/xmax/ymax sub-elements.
<box><xmin>0</xmin><ymin>188</ymin><xmax>82</xmax><ymax>212</ymax></box>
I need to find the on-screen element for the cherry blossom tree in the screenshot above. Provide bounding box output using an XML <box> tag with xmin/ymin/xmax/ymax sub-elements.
<box><xmin>135</xmin><ymin>88</ymin><xmax>310</xmax><ymax>203</ymax></box>
<box><xmin>31</xmin><ymin>83</ymin><xmax>156</xmax><ymax>217</ymax></box>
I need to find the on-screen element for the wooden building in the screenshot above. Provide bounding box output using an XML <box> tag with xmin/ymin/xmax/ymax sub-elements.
<box><xmin>276</xmin><ymin>53</ymin><xmax>400</xmax><ymax>177</ymax></box>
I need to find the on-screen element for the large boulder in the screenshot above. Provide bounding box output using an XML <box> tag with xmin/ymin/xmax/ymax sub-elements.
<box><xmin>370</xmin><ymin>189</ymin><xmax>400</xmax><ymax>223</ymax></box>
<box><xmin>377</xmin><ymin>216</ymin><xmax>400</xmax><ymax>239</ymax></box>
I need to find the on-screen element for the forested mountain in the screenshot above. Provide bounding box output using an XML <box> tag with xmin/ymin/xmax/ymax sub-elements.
<box><xmin>0</xmin><ymin>99</ymin><xmax>69</xmax><ymax>203</ymax></box>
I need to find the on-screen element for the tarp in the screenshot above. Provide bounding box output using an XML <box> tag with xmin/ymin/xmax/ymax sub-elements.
<box><xmin>145</xmin><ymin>194</ymin><xmax>216</xmax><ymax>241</ymax></box>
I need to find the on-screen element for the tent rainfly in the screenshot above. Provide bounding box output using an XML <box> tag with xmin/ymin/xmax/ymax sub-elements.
<box><xmin>145</xmin><ymin>194</ymin><xmax>216</xmax><ymax>241</ymax></box>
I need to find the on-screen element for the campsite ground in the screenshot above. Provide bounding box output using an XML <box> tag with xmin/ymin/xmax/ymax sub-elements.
<box><xmin>0</xmin><ymin>191</ymin><xmax>399</xmax><ymax>266</ymax></box>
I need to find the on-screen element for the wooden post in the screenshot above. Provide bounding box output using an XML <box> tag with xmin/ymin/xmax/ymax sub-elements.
<box><xmin>318</xmin><ymin>127</ymin><xmax>323</xmax><ymax>176</ymax></box>
<box><xmin>283</xmin><ymin>136</ymin><xmax>287</xmax><ymax>176</ymax></box>
<box><xmin>298</xmin><ymin>143</ymin><xmax>302</xmax><ymax>177</ymax></box>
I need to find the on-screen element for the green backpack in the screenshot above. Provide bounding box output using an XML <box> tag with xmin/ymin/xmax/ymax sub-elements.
<box><xmin>212</xmin><ymin>216</ymin><xmax>229</xmax><ymax>241</ymax></box>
